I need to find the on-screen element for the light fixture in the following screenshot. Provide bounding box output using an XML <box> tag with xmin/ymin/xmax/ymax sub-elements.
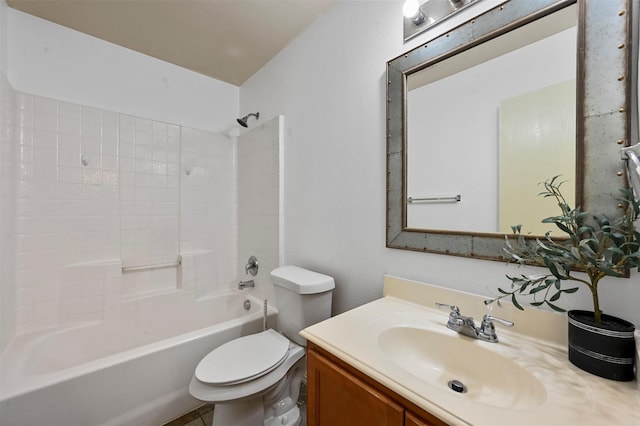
<box><xmin>403</xmin><ymin>0</ymin><xmax>479</xmax><ymax>42</ymax></box>
<box><xmin>402</xmin><ymin>0</ymin><xmax>425</xmax><ymax>25</ymax></box>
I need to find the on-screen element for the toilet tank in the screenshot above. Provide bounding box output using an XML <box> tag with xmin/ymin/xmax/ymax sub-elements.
<box><xmin>271</xmin><ymin>266</ymin><xmax>335</xmax><ymax>346</ymax></box>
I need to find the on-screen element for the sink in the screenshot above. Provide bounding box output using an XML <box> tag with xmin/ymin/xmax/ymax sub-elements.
<box><xmin>301</xmin><ymin>282</ymin><xmax>640</xmax><ymax>425</ymax></box>
<box><xmin>378</xmin><ymin>326</ymin><xmax>547</xmax><ymax>409</ymax></box>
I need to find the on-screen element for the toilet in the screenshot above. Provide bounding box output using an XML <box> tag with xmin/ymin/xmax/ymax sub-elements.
<box><xmin>189</xmin><ymin>266</ymin><xmax>335</xmax><ymax>426</ymax></box>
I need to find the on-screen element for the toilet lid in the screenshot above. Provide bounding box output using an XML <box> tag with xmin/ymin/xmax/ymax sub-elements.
<box><xmin>195</xmin><ymin>329</ymin><xmax>290</xmax><ymax>385</ymax></box>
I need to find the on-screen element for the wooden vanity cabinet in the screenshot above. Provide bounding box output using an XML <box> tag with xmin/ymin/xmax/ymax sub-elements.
<box><xmin>307</xmin><ymin>342</ymin><xmax>448</xmax><ymax>426</ymax></box>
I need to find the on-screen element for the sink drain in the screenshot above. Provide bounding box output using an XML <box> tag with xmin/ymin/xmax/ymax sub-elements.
<box><xmin>448</xmin><ymin>380</ymin><xmax>467</xmax><ymax>393</ymax></box>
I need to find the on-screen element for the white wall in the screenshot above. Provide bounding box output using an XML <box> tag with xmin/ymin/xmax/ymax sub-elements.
<box><xmin>240</xmin><ymin>0</ymin><xmax>640</xmax><ymax>327</ymax></box>
<box><xmin>0</xmin><ymin>87</ymin><xmax>12</xmax><ymax>351</ymax></box>
<box><xmin>7</xmin><ymin>7</ymin><xmax>239</xmax><ymax>133</ymax></box>
<box><xmin>0</xmin><ymin>0</ymin><xmax>16</xmax><ymax>351</ymax></box>
<box><xmin>0</xmin><ymin>0</ymin><xmax>7</xmax><ymax>78</ymax></box>
<box><xmin>3</xmin><ymin>0</ymin><xmax>639</xmax><ymax>329</ymax></box>
<box><xmin>2</xmin><ymin>6</ymin><xmax>243</xmax><ymax>334</ymax></box>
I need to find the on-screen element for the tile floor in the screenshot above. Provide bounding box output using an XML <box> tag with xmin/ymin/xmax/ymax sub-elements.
<box><xmin>163</xmin><ymin>404</ymin><xmax>214</xmax><ymax>426</ymax></box>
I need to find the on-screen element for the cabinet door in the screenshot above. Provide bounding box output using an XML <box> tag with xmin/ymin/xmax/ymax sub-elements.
<box><xmin>405</xmin><ymin>410</ymin><xmax>444</xmax><ymax>426</ymax></box>
<box><xmin>307</xmin><ymin>348</ymin><xmax>404</xmax><ymax>426</ymax></box>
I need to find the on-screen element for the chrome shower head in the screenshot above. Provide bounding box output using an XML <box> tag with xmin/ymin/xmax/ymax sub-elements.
<box><xmin>237</xmin><ymin>112</ymin><xmax>260</xmax><ymax>128</ymax></box>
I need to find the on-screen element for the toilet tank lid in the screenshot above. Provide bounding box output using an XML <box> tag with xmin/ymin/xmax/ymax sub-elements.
<box><xmin>271</xmin><ymin>266</ymin><xmax>335</xmax><ymax>294</ymax></box>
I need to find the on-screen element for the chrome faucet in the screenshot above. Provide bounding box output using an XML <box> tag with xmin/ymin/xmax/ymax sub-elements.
<box><xmin>435</xmin><ymin>303</ymin><xmax>514</xmax><ymax>343</ymax></box>
<box><xmin>239</xmin><ymin>280</ymin><xmax>255</xmax><ymax>290</ymax></box>
<box><xmin>244</xmin><ymin>255</ymin><xmax>259</xmax><ymax>276</ymax></box>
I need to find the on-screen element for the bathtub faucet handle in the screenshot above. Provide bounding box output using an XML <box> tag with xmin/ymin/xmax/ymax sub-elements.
<box><xmin>239</xmin><ymin>280</ymin><xmax>255</xmax><ymax>290</ymax></box>
<box><xmin>245</xmin><ymin>255</ymin><xmax>259</xmax><ymax>276</ymax></box>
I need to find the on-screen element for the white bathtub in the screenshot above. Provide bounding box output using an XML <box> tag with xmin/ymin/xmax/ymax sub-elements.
<box><xmin>0</xmin><ymin>292</ymin><xmax>276</xmax><ymax>426</ymax></box>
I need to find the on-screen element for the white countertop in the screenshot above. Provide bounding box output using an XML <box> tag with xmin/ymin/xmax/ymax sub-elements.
<box><xmin>300</xmin><ymin>275</ymin><xmax>640</xmax><ymax>426</ymax></box>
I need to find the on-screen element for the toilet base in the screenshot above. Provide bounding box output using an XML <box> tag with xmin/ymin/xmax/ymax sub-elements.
<box><xmin>208</xmin><ymin>355</ymin><xmax>306</xmax><ymax>426</ymax></box>
<box><xmin>213</xmin><ymin>398</ymin><xmax>264</xmax><ymax>426</ymax></box>
<box><xmin>213</xmin><ymin>399</ymin><xmax>301</xmax><ymax>426</ymax></box>
<box><xmin>265</xmin><ymin>404</ymin><xmax>300</xmax><ymax>426</ymax></box>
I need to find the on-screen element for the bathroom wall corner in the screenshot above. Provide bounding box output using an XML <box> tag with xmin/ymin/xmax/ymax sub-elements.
<box><xmin>237</xmin><ymin>115</ymin><xmax>282</xmax><ymax>303</ymax></box>
<box><xmin>277</xmin><ymin>115</ymin><xmax>285</xmax><ymax>267</ymax></box>
<box><xmin>0</xmin><ymin>0</ymin><xmax>16</xmax><ymax>351</ymax></box>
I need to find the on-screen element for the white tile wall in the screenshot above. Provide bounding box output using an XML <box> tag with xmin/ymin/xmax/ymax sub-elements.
<box><xmin>7</xmin><ymin>92</ymin><xmax>241</xmax><ymax>333</ymax></box>
<box><xmin>0</xmin><ymin>75</ymin><xmax>16</xmax><ymax>351</ymax></box>
<box><xmin>181</xmin><ymin>127</ymin><xmax>237</xmax><ymax>298</ymax></box>
<box><xmin>119</xmin><ymin>115</ymin><xmax>181</xmax><ymax>298</ymax></box>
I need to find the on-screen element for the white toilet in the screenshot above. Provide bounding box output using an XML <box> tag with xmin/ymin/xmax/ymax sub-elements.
<box><xmin>189</xmin><ymin>266</ymin><xmax>335</xmax><ymax>426</ymax></box>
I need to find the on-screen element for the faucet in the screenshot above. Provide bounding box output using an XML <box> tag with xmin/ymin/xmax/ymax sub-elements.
<box><xmin>239</xmin><ymin>280</ymin><xmax>255</xmax><ymax>290</ymax></box>
<box><xmin>244</xmin><ymin>255</ymin><xmax>259</xmax><ymax>276</ymax></box>
<box><xmin>435</xmin><ymin>303</ymin><xmax>514</xmax><ymax>343</ymax></box>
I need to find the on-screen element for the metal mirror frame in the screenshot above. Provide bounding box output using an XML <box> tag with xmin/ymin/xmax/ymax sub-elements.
<box><xmin>387</xmin><ymin>0</ymin><xmax>633</xmax><ymax>261</ymax></box>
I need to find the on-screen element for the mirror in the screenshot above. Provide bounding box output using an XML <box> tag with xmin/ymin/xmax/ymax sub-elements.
<box><xmin>387</xmin><ymin>0</ymin><xmax>633</xmax><ymax>261</ymax></box>
<box><xmin>407</xmin><ymin>5</ymin><xmax>577</xmax><ymax>234</ymax></box>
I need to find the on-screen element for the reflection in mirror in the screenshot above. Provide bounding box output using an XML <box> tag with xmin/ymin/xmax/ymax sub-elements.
<box><xmin>386</xmin><ymin>0</ymin><xmax>633</xmax><ymax>261</ymax></box>
<box><xmin>406</xmin><ymin>4</ymin><xmax>577</xmax><ymax>235</ymax></box>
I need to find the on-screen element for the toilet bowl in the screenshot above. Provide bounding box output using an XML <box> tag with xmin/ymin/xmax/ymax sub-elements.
<box><xmin>189</xmin><ymin>329</ymin><xmax>306</xmax><ymax>426</ymax></box>
<box><xmin>189</xmin><ymin>266</ymin><xmax>335</xmax><ymax>426</ymax></box>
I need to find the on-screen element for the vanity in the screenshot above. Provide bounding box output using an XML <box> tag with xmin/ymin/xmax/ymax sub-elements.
<box><xmin>306</xmin><ymin>340</ymin><xmax>446</xmax><ymax>426</ymax></box>
<box><xmin>301</xmin><ymin>276</ymin><xmax>640</xmax><ymax>425</ymax></box>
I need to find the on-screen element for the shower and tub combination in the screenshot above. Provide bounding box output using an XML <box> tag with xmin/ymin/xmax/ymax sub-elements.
<box><xmin>1</xmin><ymin>266</ymin><xmax>330</xmax><ymax>426</ymax></box>
<box><xmin>1</xmin><ymin>90</ymin><xmax>283</xmax><ymax>426</ymax></box>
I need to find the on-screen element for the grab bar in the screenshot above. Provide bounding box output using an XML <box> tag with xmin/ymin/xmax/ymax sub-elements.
<box><xmin>408</xmin><ymin>195</ymin><xmax>461</xmax><ymax>203</ymax></box>
<box><xmin>121</xmin><ymin>256</ymin><xmax>182</xmax><ymax>273</ymax></box>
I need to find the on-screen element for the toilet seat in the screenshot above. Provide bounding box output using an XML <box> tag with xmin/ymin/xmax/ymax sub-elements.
<box><xmin>195</xmin><ymin>329</ymin><xmax>290</xmax><ymax>385</ymax></box>
<box><xmin>189</xmin><ymin>339</ymin><xmax>306</xmax><ymax>404</ymax></box>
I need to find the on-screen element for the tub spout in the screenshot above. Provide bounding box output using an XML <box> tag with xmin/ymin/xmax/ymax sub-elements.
<box><xmin>239</xmin><ymin>280</ymin><xmax>255</xmax><ymax>290</ymax></box>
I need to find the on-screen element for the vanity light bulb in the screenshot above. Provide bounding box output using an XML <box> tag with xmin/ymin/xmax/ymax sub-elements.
<box><xmin>403</xmin><ymin>0</ymin><xmax>420</xmax><ymax>18</ymax></box>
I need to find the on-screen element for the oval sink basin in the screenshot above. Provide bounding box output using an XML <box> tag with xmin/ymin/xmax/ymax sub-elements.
<box><xmin>378</xmin><ymin>327</ymin><xmax>547</xmax><ymax>409</ymax></box>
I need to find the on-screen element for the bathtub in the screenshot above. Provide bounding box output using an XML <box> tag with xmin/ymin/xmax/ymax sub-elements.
<box><xmin>0</xmin><ymin>292</ymin><xmax>276</xmax><ymax>426</ymax></box>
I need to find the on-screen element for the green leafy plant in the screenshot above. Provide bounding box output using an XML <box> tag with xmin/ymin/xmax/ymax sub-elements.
<box><xmin>486</xmin><ymin>176</ymin><xmax>640</xmax><ymax>323</ymax></box>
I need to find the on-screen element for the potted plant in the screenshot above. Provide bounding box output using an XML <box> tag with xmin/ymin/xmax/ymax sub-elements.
<box><xmin>486</xmin><ymin>176</ymin><xmax>640</xmax><ymax>381</ymax></box>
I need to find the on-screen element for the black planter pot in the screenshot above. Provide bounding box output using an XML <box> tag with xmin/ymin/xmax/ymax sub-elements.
<box><xmin>568</xmin><ymin>310</ymin><xmax>636</xmax><ymax>381</ymax></box>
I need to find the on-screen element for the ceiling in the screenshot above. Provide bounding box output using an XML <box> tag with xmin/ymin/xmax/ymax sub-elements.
<box><xmin>7</xmin><ymin>0</ymin><xmax>335</xmax><ymax>86</ymax></box>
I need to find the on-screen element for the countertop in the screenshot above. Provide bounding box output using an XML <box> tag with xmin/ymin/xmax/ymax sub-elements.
<box><xmin>300</xmin><ymin>275</ymin><xmax>640</xmax><ymax>426</ymax></box>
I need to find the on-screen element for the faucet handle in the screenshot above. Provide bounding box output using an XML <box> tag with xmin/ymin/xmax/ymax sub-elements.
<box><xmin>483</xmin><ymin>315</ymin><xmax>514</xmax><ymax>328</ymax></box>
<box><xmin>436</xmin><ymin>303</ymin><xmax>467</xmax><ymax>332</ymax></box>
<box><xmin>244</xmin><ymin>255</ymin><xmax>259</xmax><ymax>276</ymax></box>
<box><xmin>478</xmin><ymin>314</ymin><xmax>514</xmax><ymax>342</ymax></box>
<box><xmin>435</xmin><ymin>303</ymin><xmax>460</xmax><ymax>315</ymax></box>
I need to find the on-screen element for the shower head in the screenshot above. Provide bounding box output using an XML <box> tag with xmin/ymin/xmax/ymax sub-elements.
<box><xmin>237</xmin><ymin>112</ymin><xmax>260</xmax><ymax>128</ymax></box>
